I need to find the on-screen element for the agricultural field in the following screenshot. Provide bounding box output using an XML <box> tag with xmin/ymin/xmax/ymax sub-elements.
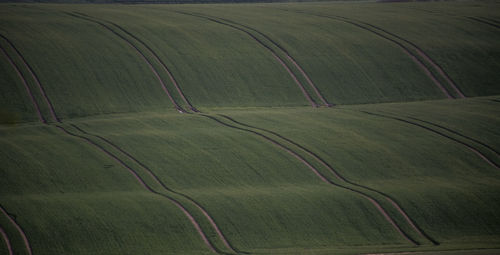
<box><xmin>0</xmin><ymin>1</ymin><xmax>499</xmax><ymax>255</ymax></box>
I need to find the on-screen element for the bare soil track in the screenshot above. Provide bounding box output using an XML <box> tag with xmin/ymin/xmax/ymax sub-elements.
<box><xmin>55</xmin><ymin>125</ymin><xmax>219</xmax><ymax>254</ymax></box>
<box><xmin>0</xmin><ymin>42</ymin><xmax>45</xmax><ymax>123</ymax></box>
<box><xmin>203</xmin><ymin>114</ymin><xmax>419</xmax><ymax>245</ymax></box>
<box><xmin>0</xmin><ymin>226</ymin><xmax>13</xmax><ymax>255</ymax></box>
<box><xmin>175</xmin><ymin>11</ymin><xmax>318</xmax><ymax>108</ymax></box>
<box><xmin>219</xmin><ymin>114</ymin><xmax>438</xmax><ymax>245</ymax></box>
<box><xmin>69</xmin><ymin>124</ymin><xmax>238</xmax><ymax>254</ymax></box>
<box><xmin>215</xmin><ymin>16</ymin><xmax>332</xmax><ymax>107</ymax></box>
<box><xmin>275</xmin><ymin>8</ymin><xmax>459</xmax><ymax>99</ymax></box>
<box><xmin>361</xmin><ymin>111</ymin><xmax>499</xmax><ymax>169</ymax></box>
<box><xmin>407</xmin><ymin>116</ymin><xmax>499</xmax><ymax>157</ymax></box>
<box><xmin>468</xmin><ymin>17</ymin><xmax>500</xmax><ymax>30</ymax></box>
<box><xmin>0</xmin><ymin>205</ymin><xmax>32</xmax><ymax>255</ymax></box>
<box><xmin>67</xmin><ymin>12</ymin><xmax>187</xmax><ymax>113</ymax></box>
<box><xmin>91</xmin><ymin>17</ymin><xmax>199</xmax><ymax>113</ymax></box>
<box><xmin>0</xmin><ymin>34</ymin><xmax>60</xmax><ymax>122</ymax></box>
<box><xmin>348</xmin><ymin>18</ymin><xmax>465</xmax><ymax>98</ymax></box>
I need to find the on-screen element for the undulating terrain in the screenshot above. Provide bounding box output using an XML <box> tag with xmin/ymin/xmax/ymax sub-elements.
<box><xmin>0</xmin><ymin>1</ymin><xmax>499</xmax><ymax>254</ymax></box>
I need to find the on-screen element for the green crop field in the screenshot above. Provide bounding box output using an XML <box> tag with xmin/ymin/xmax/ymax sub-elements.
<box><xmin>0</xmin><ymin>1</ymin><xmax>499</xmax><ymax>255</ymax></box>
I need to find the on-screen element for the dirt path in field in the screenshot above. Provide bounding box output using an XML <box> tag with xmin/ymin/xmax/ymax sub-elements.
<box><xmin>0</xmin><ymin>205</ymin><xmax>32</xmax><ymax>255</ymax></box>
<box><xmin>55</xmin><ymin>125</ymin><xmax>218</xmax><ymax>254</ymax></box>
<box><xmin>328</xmin><ymin>16</ymin><xmax>454</xmax><ymax>99</ymax></box>
<box><xmin>67</xmin><ymin>12</ymin><xmax>186</xmax><ymax>113</ymax></box>
<box><xmin>468</xmin><ymin>17</ymin><xmax>500</xmax><ymax>30</ymax></box>
<box><xmin>216</xmin><ymin>17</ymin><xmax>332</xmax><ymax>107</ymax></box>
<box><xmin>362</xmin><ymin>111</ymin><xmax>499</xmax><ymax>169</ymax></box>
<box><xmin>0</xmin><ymin>44</ymin><xmax>45</xmax><ymax>123</ymax></box>
<box><xmin>0</xmin><ymin>226</ymin><xmax>13</xmax><ymax>255</ymax></box>
<box><xmin>0</xmin><ymin>34</ymin><xmax>60</xmax><ymax>122</ymax></box>
<box><xmin>351</xmin><ymin>19</ymin><xmax>465</xmax><ymax>98</ymax></box>
<box><xmin>70</xmin><ymin>124</ymin><xmax>237</xmax><ymax>253</ymax></box>
<box><xmin>407</xmin><ymin>116</ymin><xmax>499</xmax><ymax>157</ymax></box>
<box><xmin>273</xmin><ymin>8</ymin><xmax>457</xmax><ymax>99</ymax></box>
<box><xmin>203</xmin><ymin>114</ymin><xmax>418</xmax><ymax>245</ymax></box>
<box><xmin>107</xmin><ymin>22</ymin><xmax>199</xmax><ymax>113</ymax></box>
<box><xmin>175</xmin><ymin>11</ymin><xmax>318</xmax><ymax>108</ymax></box>
<box><xmin>219</xmin><ymin>114</ymin><xmax>438</xmax><ymax>245</ymax></box>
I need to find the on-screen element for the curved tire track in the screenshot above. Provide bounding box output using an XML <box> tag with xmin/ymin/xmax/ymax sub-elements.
<box><xmin>361</xmin><ymin>111</ymin><xmax>499</xmax><ymax>169</ymax></box>
<box><xmin>110</xmin><ymin>23</ymin><xmax>199</xmax><ymax>113</ymax></box>
<box><xmin>55</xmin><ymin>125</ymin><xmax>218</xmax><ymax>254</ymax></box>
<box><xmin>66</xmin><ymin>12</ymin><xmax>186</xmax><ymax>113</ymax></box>
<box><xmin>347</xmin><ymin>18</ymin><xmax>465</xmax><ymax>98</ymax></box>
<box><xmin>0</xmin><ymin>44</ymin><xmax>45</xmax><ymax>123</ymax></box>
<box><xmin>0</xmin><ymin>34</ymin><xmax>60</xmax><ymax>122</ymax></box>
<box><xmin>202</xmin><ymin>114</ymin><xmax>418</xmax><ymax>245</ymax></box>
<box><xmin>0</xmin><ymin>205</ymin><xmax>32</xmax><ymax>255</ymax></box>
<box><xmin>69</xmin><ymin>124</ymin><xmax>237</xmax><ymax>254</ymax></box>
<box><xmin>274</xmin><ymin>9</ymin><xmax>455</xmax><ymax>99</ymax></box>
<box><xmin>0</xmin><ymin>226</ymin><xmax>13</xmax><ymax>255</ymax></box>
<box><xmin>407</xmin><ymin>116</ymin><xmax>499</xmax><ymax>157</ymax></box>
<box><xmin>218</xmin><ymin>114</ymin><xmax>438</xmax><ymax>245</ymax></box>
<box><xmin>215</xmin><ymin>16</ymin><xmax>332</xmax><ymax>107</ymax></box>
<box><xmin>77</xmin><ymin>13</ymin><xmax>200</xmax><ymax>113</ymax></box>
<box><xmin>468</xmin><ymin>17</ymin><xmax>500</xmax><ymax>30</ymax></box>
<box><xmin>174</xmin><ymin>11</ymin><xmax>318</xmax><ymax>108</ymax></box>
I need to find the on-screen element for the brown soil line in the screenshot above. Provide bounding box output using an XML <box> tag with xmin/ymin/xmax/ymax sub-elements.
<box><xmin>286</xmin><ymin>55</ymin><xmax>332</xmax><ymax>106</ymax></box>
<box><xmin>174</xmin><ymin>11</ymin><xmax>318</xmax><ymax>108</ymax></box>
<box><xmin>407</xmin><ymin>116</ymin><xmax>499</xmax><ymax>157</ymax></box>
<box><xmin>272</xmin><ymin>53</ymin><xmax>317</xmax><ymax>107</ymax></box>
<box><xmin>0</xmin><ymin>226</ymin><xmax>13</xmax><ymax>255</ymax></box>
<box><xmin>55</xmin><ymin>125</ymin><xmax>218</xmax><ymax>253</ymax></box>
<box><xmin>362</xmin><ymin>111</ymin><xmax>499</xmax><ymax>169</ymax></box>
<box><xmin>353</xmin><ymin>20</ymin><xmax>465</xmax><ymax>98</ymax></box>
<box><xmin>203</xmin><ymin>114</ymin><xmax>418</xmax><ymax>245</ymax></box>
<box><xmin>67</xmin><ymin>12</ymin><xmax>186</xmax><ymax>113</ymax></box>
<box><xmin>333</xmin><ymin>16</ymin><xmax>454</xmax><ymax>99</ymax></box>
<box><xmin>273</xmin><ymin>8</ymin><xmax>454</xmax><ymax>99</ymax></box>
<box><xmin>0</xmin><ymin>206</ymin><xmax>32</xmax><ymax>255</ymax></box>
<box><xmin>469</xmin><ymin>17</ymin><xmax>500</xmax><ymax>30</ymax></box>
<box><xmin>480</xmin><ymin>17</ymin><xmax>500</xmax><ymax>25</ymax></box>
<box><xmin>70</xmin><ymin>124</ymin><xmax>237</xmax><ymax>254</ymax></box>
<box><xmin>0</xmin><ymin>44</ymin><xmax>45</xmax><ymax>123</ymax></box>
<box><xmin>0</xmin><ymin>34</ymin><xmax>60</xmax><ymax>122</ymax></box>
<box><xmin>215</xmin><ymin>17</ymin><xmax>332</xmax><ymax>107</ymax></box>
<box><xmin>101</xmin><ymin>20</ymin><xmax>199</xmax><ymax>112</ymax></box>
<box><xmin>219</xmin><ymin>114</ymin><xmax>438</xmax><ymax>245</ymax></box>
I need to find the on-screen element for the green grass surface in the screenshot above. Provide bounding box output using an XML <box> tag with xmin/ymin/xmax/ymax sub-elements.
<box><xmin>3</xmin><ymin>1</ymin><xmax>499</xmax><ymax>118</ymax></box>
<box><xmin>2</xmin><ymin>97</ymin><xmax>499</xmax><ymax>254</ymax></box>
<box><xmin>0</xmin><ymin>1</ymin><xmax>499</xmax><ymax>255</ymax></box>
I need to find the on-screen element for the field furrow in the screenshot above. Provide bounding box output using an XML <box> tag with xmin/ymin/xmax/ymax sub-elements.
<box><xmin>1</xmin><ymin>2</ymin><xmax>499</xmax><ymax>254</ymax></box>
<box><xmin>348</xmin><ymin>19</ymin><xmax>466</xmax><ymax>99</ymax></box>
<box><xmin>54</xmin><ymin>125</ymin><xmax>217</xmax><ymax>253</ymax></box>
<box><xmin>0</xmin><ymin>226</ymin><xmax>13</xmax><ymax>255</ymax></box>
<box><xmin>407</xmin><ymin>116</ymin><xmax>499</xmax><ymax>158</ymax></box>
<box><xmin>0</xmin><ymin>34</ymin><xmax>59</xmax><ymax>122</ymax></box>
<box><xmin>95</xmin><ymin>17</ymin><xmax>199</xmax><ymax>112</ymax></box>
<box><xmin>203</xmin><ymin>114</ymin><xmax>418</xmax><ymax>245</ymax></box>
<box><xmin>218</xmin><ymin>114</ymin><xmax>438</xmax><ymax>245</ymax></box>
<box><xmin>0</xmin><ymin>42</ymin><xmax>45</xmax><ymax>123</ymax></box>
<box><xmin>281</xmin><ymin>9</ymin><xmax>454</xmax><ymax>99</ymax></box>
<box><xmin>468</xmin><ymin>17</ymin><xmax>500</xmax><ymax>30</ymax></box>
<box><xmin>67</xmin><ymin>12</ymin><xmax>186</xmax><ymax>113</ymax></box>
<box><xmin>213</xmin><ymin>16</ymin><xmax>332</xmax><ymax>107</ymax></box>
<box><xmin>361</xmin><ymin>111</ymin><xmax>499</xmax><ymax>169</ymax></box>
<box><xmin>0</xmin><ymin>205</ymin><xmax>32</xmax><ymax>255</ymax></box>
<box><xmin>68</xmin><ymin>123</ymin><xmax>237</xmax><ymax>253</ymax></box>
<box><xmin>176</xmin><ymin>11</ymin><xmax>318</xmax><ymax>107</ymax></box>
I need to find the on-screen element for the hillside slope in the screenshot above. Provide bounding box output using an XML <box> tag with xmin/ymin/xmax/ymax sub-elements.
<box><xmin>0</xmin><ymin>2</ymin><xmax>499</xmax><ymax>255</ymax></box>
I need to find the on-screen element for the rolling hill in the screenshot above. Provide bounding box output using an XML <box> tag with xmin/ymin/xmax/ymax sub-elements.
<box><xmin>0</xmin><ymin>1</ymin><xmax>499</xmax><ymax>254</ymax></box>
